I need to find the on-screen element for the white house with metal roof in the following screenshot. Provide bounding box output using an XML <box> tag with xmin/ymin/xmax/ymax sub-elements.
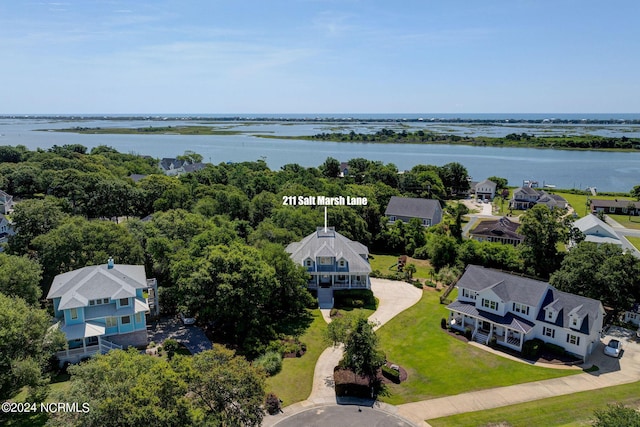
<box><xmin>572</xmin><ymin>214</ymin><xmax>622</xmax><ymax>247</ymax></box>
<box><xmin>286</xmin><ymin>226</ymin><xmax>371</xmax><ymax>308</ymax></box>
<box><xmin>447</xmin><ymin>265</ymin><xmax>605</xmax><ymax>361</ymax></box>
<box><xmin>47</xmin><ymin>259</ymin><xmax>153</xmax><ymax>364</ymax></box>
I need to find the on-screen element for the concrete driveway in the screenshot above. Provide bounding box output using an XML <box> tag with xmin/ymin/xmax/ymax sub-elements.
<box><xmin>147</xmin><ymin>317</ymin><xmax>213</xmax><ymax>354</ymax></box>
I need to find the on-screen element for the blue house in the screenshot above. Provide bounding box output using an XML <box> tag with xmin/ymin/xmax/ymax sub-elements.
<box><xmin>47</xmin><ymin>259</ymin><xmax>154</xmax><ymax>364</ymax></box>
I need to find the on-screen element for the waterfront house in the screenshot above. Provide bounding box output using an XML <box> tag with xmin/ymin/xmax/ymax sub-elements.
<box><xmin>286</xmin><ymin>226</ymin><xmax>371</xmax><ymax>308</ymax></box>
<box><xmin>469</xmin><ymin>217</ymin><xmax>523</xmax><ymax>246</ymax></box>
<box><xmin>384</xmin><ymin>196</ymin><xmax>443</xmax><ymax>227</ymax></box>
<box><xmin>447</xmin><ymin>265</ymin><xmax>604</xmax><ymax>361</ymax></box>
<box><xmin>47</xmin><ymin>259</ymin><xmax>156</xmax><ymax>364</ymax></box>
<box><xmin>474</xmin><ymin>179</ymin><xmax>497</xmax><ymax>201</ymax></box>
<box><xmin>509</xmin><ymin>187</ymin><xmax>568</xmax><ymax>211</ymax></box>
<box><xmin>590</xmin><ymin>199</ymin><xmax>640</xmax><ymax>216</ymax></box>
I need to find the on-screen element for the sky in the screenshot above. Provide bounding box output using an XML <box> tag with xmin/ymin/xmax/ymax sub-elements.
<box><xmin>1</xmin><ymin>1</ymin><xmax>639</xmax><ymax>114</ymax></box>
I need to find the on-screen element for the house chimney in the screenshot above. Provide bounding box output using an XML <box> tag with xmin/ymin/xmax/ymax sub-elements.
<box><xmin>107</xmin><ymin>257</ymin><xmax>114</xmax><ymax>269</ymax></box>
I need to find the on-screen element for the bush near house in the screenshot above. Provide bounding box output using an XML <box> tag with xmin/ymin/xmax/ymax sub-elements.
<box><xmin>253</xmin><ymin>351</ymin><xmax>283</xmax><ymax>376</ymax></box>
<box><xmin>264</xmin><ymin>393</ymin><xmax>281</xmax><ymax>415</ymax></box>
<box><xmin>381</xmin><ymin>365</ymin><xmax>401</xmax><ymax>383</ymax></box>
<box><xmin>544</xmin><ymin>342</ymin><xmax>566</xmax><ymax>356</ymax></box>
<box><xmin>523</xmin><ymin>338</ymin><xmax>544</xmax><ymax>359</ymax></box>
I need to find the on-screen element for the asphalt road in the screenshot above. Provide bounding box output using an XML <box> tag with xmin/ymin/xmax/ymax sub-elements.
<box><xmin>273</xmin><ymin>405</ymin><xmax>415</xmax><ymax>427</ymax></box>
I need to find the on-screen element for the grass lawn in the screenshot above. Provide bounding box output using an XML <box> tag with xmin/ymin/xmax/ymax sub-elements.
<box><xmin>369</xmin><ymin>253</ymin><xmax>433</xmax><ymax>280</ymax></box>
<box><xmin>265</xmin><ymin>309</ymin><xmax>328</xmax><ymax>406</ymax></box>
<box><xmin>8</xmin><ymin>374</ymin><xmax>73</xmax><ymax>427</ymax></box>
<box><xmin>376</xmin><ymin>290</ymin><xmax>578</xmax><ymax>405</ymax></box>
<box><xmin>428</xmin><ymin>380</ymin><xmax>640</xmax><ymax>427</ymax></box>
<box><xmin>626</xmin><ymin>236</ymin><xmax>640</xmax><ymax>251</ymax></box>
<box><xmin>607</xmin><ymin>213</ymin><xmax>640</xmax><ymax>230</ymax></box>
<box><xmin>552</xmin><ymin>191</ymin><xmax>633</xmax><ymax>218</ymax></box>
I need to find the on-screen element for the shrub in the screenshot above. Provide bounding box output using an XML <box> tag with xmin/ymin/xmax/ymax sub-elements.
<box><xmin>163</xmin><ymin>339</ymin><xmax>180</xmax><ymax>360</ymax></box>
<box><xmin>440</xmin><ymin>318</ymin><xmax>447</xmax><ymax>329</ymax></box>
<box><xmin>330</xmin><ymin>308</ymin><xmax>339</xmax><ymax>317</ymax></box>
<box><xmin>544</xmin><ymin>342</ymin><xmax>566</xmax><ymax>356</ymax></box>
<box><xmin>489</xmin><ymin>335</ymin><xmax>497</xmax><ymax>348</ymax></box>
<box><xmin>265</xmin><ymin>393</ymin><xmax>281</xmax><ymax>415</ymax></box>
<box><xmin>254</xmin><ymin>351</ymin><xmax>283</xmax><ymax>376</ymax></box>
<box><xmin>522</xmin><ymin>338</ymin><xmax>544</xmax><ymax>359</ymax></box>
<box><xmin>464</xmin><ymin>327</ymin><xmax>472</xmax><ymax>340</ymax></box>
<box><xmin>381</xmin><ymin>365</ymin><xmax>400</xmax><ymax>383</ymax></box>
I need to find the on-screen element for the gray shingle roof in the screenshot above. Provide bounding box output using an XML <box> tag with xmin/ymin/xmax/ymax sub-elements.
<box><xmin>470</xmin><ymin>217</ymin><xmax>523</xmax><ymax>240</ymax></box>
<box><xmin>47</xmin><ymin>264</ymin><xmax>148</xmax><ymax>310</ymax></box>
<box><xmin>286</xmin><ymin>227</ymin><xmax>371</xmax><ymax>273</ymax></box>
<box><xmin>447</xmin><ymin>300</ymin><xmax>535</xmax><ymax>333</ymax></box>
<box><xmin>457</xmin><ymin>265</ymin><xmax>548</xmax><ymax>307</ymax></box>
<box><xmin>384</xmin><ymin>196</ymin><xmax>441</xmax><ymax>219</ymax></box>
<box><xmin>537</xmin><ymin>287</ymin><xmax>603</xmax><ymax>335</ymax></box>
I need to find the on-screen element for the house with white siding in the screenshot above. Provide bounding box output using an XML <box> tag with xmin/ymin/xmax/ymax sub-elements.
<box><xmin>447</xmin><ymin>265</ymin><xmax>605</xmax><ymax>361</ymax></box>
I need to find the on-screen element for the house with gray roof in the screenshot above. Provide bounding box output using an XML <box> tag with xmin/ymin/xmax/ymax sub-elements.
<box><xmin>0</xmin><ymin>190</ymin><xmax>14</xmax><ymax>215</ymax></box>
<box><xmin>384</xmin><ymin>196</ymin><xmax>442</xmax><ymax>227</ymax></box>
<box><xmin>47</xmin><ymin>259</ymin><xmax>155</xmax><ymax>364</ymax></box>
<box><xmin>474</xmin><ymin>179</ymin><xmax>497</xmax><ymax>201</ymax></box>
<box><xmin>469</xmin><ymin>217</ymin><xmax>524</xmax><ymax>246</ymax></box>
<box><xmin>447</xmin><ymin>265</ymin><xmax>605</xmax><ymax>361</ymax></box>
<box><xmin>158</xmin><ymin>158</ymin><xmax>188</xmax><ymax>176</ymax></box>
<box><xmin>590</xmin><ymin>199</ymin><xmax>640</xmax><ymax>216</ymax></box>
<box><xmin>286</xmin><ymin>226</ymin><xmax>371</xmax><ymax>308</ymax></box>
<box><xmin>510</xmin><ymin>187</ymin><xmax>568</xmax><ymax>211</ymax></box>
<box><xmin>572</xmin><ymin>214</ymin><xmax>621</xmax><ymax>247</ymax></box>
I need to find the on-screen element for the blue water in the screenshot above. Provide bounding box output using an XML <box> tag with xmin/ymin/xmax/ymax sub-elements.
<box><xmin>0</xmin><ymin>117</ymin><xmax>639</xmax><ymax>193</ymax></box>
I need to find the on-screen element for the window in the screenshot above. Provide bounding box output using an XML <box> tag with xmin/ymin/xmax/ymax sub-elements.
<box><xmin>609</xmin><ymin>206</ymin><xmax>615</xmax><ymax>213</ymax></box>
<box><xmin>338</xmin><ymin>259</ymin><xmax>346</xmax><ymax>268</ymax></box>
<box><xmin>106</xmin><ymin>317</ymin><xmax>117</xmax><ymax>327</ymax></box>
<box><xmin>103</xmin><ymin>298</ymin><xmax>110</xmax><ymax>304</ymax></box>
<box><xmin>482</xmin><ymin>299</ymin><xmax>498</xmax><ymax>311</ymax></box>
<box><xmin>566</xmin><ymin>334</ymin><xmax>580</xmax><ymax>345</ymax></box>
<box><xmin>319</xmin><ymin>257</ymin><xmax>332</xmax><ymax>265</ymax></box>
<box><xmin>571</xmin><ymin>318</ymin><xmax>578</xmax><ymax>327</ymax></box>
<box><xmin>135</xmin><ymin>312</ymin><xmax>143</xmax><ymax>323</ymax></box>
<box><xmin>543</xmin><ymin>327</ymin><xmax>555</xmax><ymax>338</ymax></box>
<box><xmin>121</xmin><ymin>316</ymin><xmax>131</xmax><ymax>325</ymax></box>
<box><xmin>513</xmin><ymin>303</ymin><xmax>529</xmax><ymax>316</ymax></box>
<box><xmin>70</xmin><ymin>308</ymin><xmax>78</xmax><ymax>320</ymax></box>
<box><xmin>462</xmin><ymin>289</ymin><xmax>477</xmax><ymax>300</ymax></box>
<box><xmin>622</xmin><ymin>207</ymin><xmax>628</xmax><ymax>214</ymax></box>
<box><xmin>547</xmin><ymin>311</ymin><xmax>554</xmax><ymax>319</ymax></box>
<box><xmin>119</xmin><ymin>298</ymin><xmax>129</xmax><ymax>306</ymax></box>
<box><xmin>305</xmin><ymin>259</ymin><xmax>312</xmax><ymax>267</ymax></box>
<box><xmin>89</xmin><ymin>300</ymin><xmax>95</xmax><ymax>306</ymax></box>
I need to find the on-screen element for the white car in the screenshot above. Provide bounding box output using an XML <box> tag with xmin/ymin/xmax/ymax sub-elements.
<box><xmin>179</xmin><ymin>313</ymin><xmax>196</xmax><ymax>325</ymax></box>
<box><xmin>603</xmin><ymin>339</ymin><xmax>621</xmax><ymax>358</ymax></box>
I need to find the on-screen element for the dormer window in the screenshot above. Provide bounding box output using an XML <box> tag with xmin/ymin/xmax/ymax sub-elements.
<box><xmin>513</xmin><ymin>303</ymin><xmax>529</xmax><ymax>316</ymax></box>
<box><xmin>305</xmin><ymin>259</ymin><xmax>313</xmax><ymax>267</ymax></box>
<box><xmin>547</xmin><ymin>311</ymin><xmax>553</xmax><ymax>319</ymax></box>
<box><xmin>319</xmin><ymin>257</ymin><xmax>332</xmax><ymax>265</ymax></box>
<box><xmin>338</xmin><ymin>259</ymin><xmax>346</xmax><ymax>268</ymax></box>
<box><xmin>482</xmin><ymin>299</ymin><xmax>498</xmax><ymax>311</ymax></box>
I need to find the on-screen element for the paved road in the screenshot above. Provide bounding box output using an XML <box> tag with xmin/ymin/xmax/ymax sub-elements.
<box><xmin>147</xmin><ymin>317</ymin><xmax>213</xmax><ymax>354</ymax></box>
<box><xmin>605</xmin><ymin>215</ymin><xmax>640</xmax><ymax>257</ymax></box>
<box><xmin>274</xmin><ymin>404</ymin><xmax>415</xmax><ymax>427</ymax></box>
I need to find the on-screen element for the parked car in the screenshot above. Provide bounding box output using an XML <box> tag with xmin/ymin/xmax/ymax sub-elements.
<box><xmin>603</xmin><ymin>339</ymin><xmax>622</xmax><ymax>358</ymax></box>
<box><xmin>179</xmin><ymin>313</ymin><xmax>196</xmax><ymax>325</ymax></box>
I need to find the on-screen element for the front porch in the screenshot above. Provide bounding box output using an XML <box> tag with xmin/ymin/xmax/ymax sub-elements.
<box><xmin>307</xmin><ymin>274</ymin><xmax>370</xmax><ymax>290</ymax></box>
<box><xmin>56</xmin><ymin>336</ymin><xmax>122</xmax><ymax>365</ymax></box>
<box><xmin>447</xmin><ymin>303</ymin><xmax>531</xmax><ymax>352</ymax></box>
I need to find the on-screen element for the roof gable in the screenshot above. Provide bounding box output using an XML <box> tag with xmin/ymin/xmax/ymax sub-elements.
<box><xmin>384</xmin><ymin>196</ymin><xmax>441</xmax><ymax>219</ymax></box>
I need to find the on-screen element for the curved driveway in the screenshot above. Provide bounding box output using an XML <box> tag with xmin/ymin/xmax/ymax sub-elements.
<box><xmin>263</xmin><ymin>279</ymin><xmax>423</xmax><ymax>426</ymax></box>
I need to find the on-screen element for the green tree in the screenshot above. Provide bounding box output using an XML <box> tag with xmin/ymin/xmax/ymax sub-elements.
<box><xmin>427</xmin><ymin>235</ymin><xmax>459</xmax><ymax>271</ymax></box>
<box><xmin>439</xmin><ymin>162</ymin><xmax>470</xmax><ymax>196</ymax></box>
<box><xmin>487</xmin><ymin>176</ymin><xmax>508</xmax><ymax>191</ymax></box>
<box><xmin>47</xmin><ymin>349</ymin><xmax>192</xmax><ymax>427</ymax></box>
<box><xmin>32</xmin><ymin>217</ymin><xmax>144</xmax><ymax>286</ymax></box>
<box><xmin>549</xmin><ymin>242</ymin><xmax>640</xmax><ymax>317</ymax></box>
<box><xmin>0</xmin><ymin>294</ymin><xmax>65</xmax><ymax>402</ymax></box>
<box><xmin>7</xmin><ymin>197</ymin><xmax>69</xmax><ymax>255</ymax></box>
<box><xmin>593</xmin><ymin>403</ymin><xmax>640</xmax><ymax>427</ymax></box>
<box><xmin>326</xmin><ymin>314</ymin><xmax>385</xmax><ymax>386</ymax></box>
<box><xmin>175</xmin><ymin>347</ymin><xmax>266</xmax><ymax>427</ymax></box>
<box><xmin>632</xmin><ymin>184</ymin><xmax>640</xmax><ymax>201</ymax></box>
<box><xmin>518</xmin><ymin>204</ymin><xmax>569</xmax><ymax>278</ymax></box>
<box><xmin>0</xmin><ymin>253</ymin><xmax>43</xmax><ymax>305</ymax></box>
<box><xmin>320</xmin><ymin>157</ymin><xmax>341</xmax><ymax>178</ymax></box>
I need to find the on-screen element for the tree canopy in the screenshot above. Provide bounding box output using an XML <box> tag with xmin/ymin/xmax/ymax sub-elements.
<box><xmin>518</xmin><ymin>204</ymin><xmax>569</xmax><ymax>278</ymax></box>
